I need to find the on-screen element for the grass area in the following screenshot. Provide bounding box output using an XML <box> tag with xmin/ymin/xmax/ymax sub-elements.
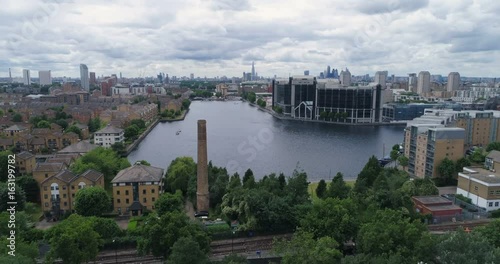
<box><xmin>24</xmin><ymin>202</ymin><xmax>43</xmax><ymax>222</ymax></box>
<box><xmin>127</xmin><ymin>220</ymin><xmax>138</xmax><ymax>231</ymax></box>
<box><xmin>308</xmin><ymin>180</ymin><xmax>355</xmax><ymax>202</ymax></box>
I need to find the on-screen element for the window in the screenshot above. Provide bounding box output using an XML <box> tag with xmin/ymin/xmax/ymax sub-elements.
<box><xmin>63</xmin><ymin>186</ymin><xmax>66</xmax><ymax>190</ymax></box>
<box><xmin>126</xmin><ymin>199</ymin><xmax>129</xmax><ymax>204</ymax></box>
<box><xmin>71</xmin><ymin>185</ymin><xmax>75</xmax><ymax>190</ymax></box>
<box><xmin>490</xmin><ymin>190</ymin><xmax>495</xmax><ymax>195</ymax></box>
<box><xmin>45</xmin><ymin>173</ymin><xmax>48</xmax><ymax>178</ymax></box>
<box><xmin>44</xmin><ymin>202</ymin><xmax>49</xmax><ymax>207</ymax></box>
<box><xmin>44</xmin><ymin>194</ymin><xmax>48</xmax><ymax>199</ymax></box>
<box><xmin>489</xmin><ymin>202</ymin><xmax>493</xmax><ymax>207</ymax></box>
<box><xmin>496</xmin><ymin>202</ymin><xmax>499</xmax><ymax>207</ymax></box>
<box><xmin>117</xmin><ymin>190</ymin><xmax>120</xmax><ymax>195</ymax></box>
<box><xmin>63</xmin><ymin>194</ymin><xmax>66</xmax><ymax>198</ymax></box>
<box><xmin>44</xmin><ymin>186</ymin><xmax>47</xmax><ymax>191</ymax></box>
<box><xmin>72</xmin><ymin>193</ymin><xmax>75</xmax><ymax>198</ymax></box>
<box><xmin>474</xmin><ymin>186</ymin><xmax>478</xmax><ymax>191</ymax></box>
<box><xmin>117</xmin><ymin>199</ymin><xmax>121</xmax><ymax>204</ymax></box>
<box><xmin>151</xmin><ymin>189</ymin><xmax>155</xmax><ymax>194</ymax></box>
<box><xmin>64</xmin><ymin>202</ymin><xmax>67</xmax><ymax>206</ymax></box>
<box><xmin>143</xmin><ymin>189</ymin><xmax>147</xmax><ymax>194</ymax></box>
<box><xmin>125</xmin><ymin>190</ymin><xmax>129</xmax><ymax>195</ymax></box>
<box><xmin>152</xmin><ymin>197</ymin><xmax>155</xmax><ymax>202</ymax></box>
<box><xmin>143</xmin><ymin>198</ymin><xmax>147</xmax><ymax>203</ymax></box>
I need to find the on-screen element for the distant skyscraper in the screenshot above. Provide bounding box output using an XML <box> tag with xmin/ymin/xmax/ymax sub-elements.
<box><xmin>447</xmin><ymin>72</ymin><xmax>460</xmax><ymax>92</ymax></box>
<box><xmin>374</xmin><ymin>71</ymin><xmax>388</xmax><ymax>88</ymax></box>
<box><xmin>90</xmin><ymin>72</ymin><xmax>96</xmax><ymax>84</ymax></box>
<box><xmin>80</xmin><ymin>64</ymin><xmax>89</xmax><ymax>91</ymax></box>
<box><xmin>243</xmin><ymin>72</ymin><xmax>246</xmax><ymax>81</ymax></box>
<box><xmin>9</xmin><ymin>68</ymin><xmax>12</xmax><ymax>83</ymax></box>
<box><xmin>408</xmin><ymin>73</ymin><xmax>417</xmax><ymax>92</ymax></box>
<box><xmin>251</xmin><ymin>62</ymin><xmax>255</xmax><ymax>81</ymax></box>
<box><xmin>327</xmin><ymin>65</ymin><xmax>331</xmax><ymax>78</ymax></box>
<box><xmin>22</xmin><ymin>69</ymin><xmax>31</xmax><ymax>85</ymax></box>
<box><xmin>417</xmin><ymin>71</ymin><xmax>431</xmax><ymax>94</ymax></box>
<box><xmin>190</xmin><ymin>73</ymin><xmax>194</xmax><ymax>80</ymax></box>
<box><xmin>38</xmin><ymin>70</ymin><xmax>52</xmax><ymax>85</ymax></box>
<box><xmin>304</xmin><ymin>70</ymin><xmax>310</xmax><ymax>76</ymax></box>
<box><xmin>119</xmin><ymin>72</ymin><xmax>122</xmax><ymax>79</ymax></box>
<box><xmin>339</xmin><ymin>68</ymin><xmax>351</xmax><ymax>86</ymax></box>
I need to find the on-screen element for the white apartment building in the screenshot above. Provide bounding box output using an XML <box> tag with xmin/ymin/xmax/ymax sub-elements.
<box><xmin>94</xmin><ymin>125</ymin><xmax>124</xmax><ymax>148</ymax></box>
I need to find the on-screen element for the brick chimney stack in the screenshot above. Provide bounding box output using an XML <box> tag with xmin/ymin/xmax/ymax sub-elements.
<box><xmin>196</xmin><ymin>120</ymin><xmax>209</xmax><ymax>215</ymax></box>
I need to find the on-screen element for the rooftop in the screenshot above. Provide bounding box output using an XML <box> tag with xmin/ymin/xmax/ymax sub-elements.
<box><xmin>17</xmin><ymin>151</ymin><xmax>35</xmax><ymax>160</ymax></box>
<box><xmin>111</xmin><ymin>164</ymin><xmax>164</xmax><ymax>183</ymax></box>
<box><xmin>412</xmin><ymin>196</ymin><xmax>452</xmax><ymax>205</ymax></box>
<box><xmin>58</xmin><ymin>140</ymin><xmax>97</xmax><ymax>154</ymax></box>
<box><xmin>459</xmin><ymin>167</ymin><xmax>500</xmax><ymax>185</ymax></box>
<box><xmin>34</xmin><ymin>162</ymin><xmax>65</xmax><ymax>172</ymax></box>
<box><xmin>95</xmin><ymin>125</ymin><xmax>123</xmax><ymax>134</ymax></box>
<box><xmin>486</xmin><ymin>150</ymin><xmax>500</xmax><ymax>162</ymax></box>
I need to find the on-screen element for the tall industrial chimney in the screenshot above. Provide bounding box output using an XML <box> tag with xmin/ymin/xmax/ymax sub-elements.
<box><xmin>196</xmin><ymin>120</ymin><xmax>209</xmax><ymax>215</ymax></box>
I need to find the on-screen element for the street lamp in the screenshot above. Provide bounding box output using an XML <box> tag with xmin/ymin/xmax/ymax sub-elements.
<box><xmin>112</xmin><ymin>239</ymin><xmax>117</xmax><ymax>263</ymax></box>
<box><xmin>231</xmin><ymin>230</ymin><xmax>236</xmax><ymax>253</ymax></box>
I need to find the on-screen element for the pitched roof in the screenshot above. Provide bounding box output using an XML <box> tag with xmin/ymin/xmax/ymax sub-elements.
<box><xmin>111</xmin><ymin>164</ymin><xmax>164</xmax><ymax>183</ymax></box>
<box><xmin>34</xmin><ymin>162</ymin><xmax>65</xmax><ymax>172</ymax></box>
<box><xmin>32</xmin><ymin>128</ymin><xmax>51</xmax><ymax>135</ymax></box>
<box><xmin>0</xmin><ymin>138</ymin><xmax>13</xmax><ymax>146</ymax></box>
<box><xmin>4</xmin><ymin>124</ymin><xmax>27</xmax><ymax>131</ymax></box>
<box><xmin>17</xmin><ymin>151</ymin><xmax>35</xmax><ymax>160</ymax></box>
<box><xmin>96</xmin><ymin>125</ymin><xmax>123</xmax><ymax>134</ymax></box>
<box><xmin>129</xmin><ymin>201</ymin><xmax>144</xmax><ymax>211</ymax></box>
<box><xmin>52</xmin><ymin>170</ymin><xmax>77</xmax><ymax>183</ymax></box>
<box><xmin>30</xmin><ymin>137</ymin><xmax>45</xmax><ymax>145</ymax></box>
<box><xmin>58</xmin><ymin>140</ymin><xmax>97</xmax><ymax>154</ymax></box>
<box><xmin>80</xmin><ymin>169</ymin><xmax>104</xmax><ymax>182</ymax></box>
<box><xmin>487</xmin><ymin>150</ymin><xmax>500</xmax><ymax>162</ymax></box>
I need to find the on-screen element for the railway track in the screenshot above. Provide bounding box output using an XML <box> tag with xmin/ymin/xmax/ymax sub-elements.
<box><xmin>427</xmin><ymin>219</ymin><xmax>492</xmax><ymax>232</ymax></box>
<box><xmin>210</xmin><ymin>234</ymin><xmax>290</xmax><ymax>256</ymax></box>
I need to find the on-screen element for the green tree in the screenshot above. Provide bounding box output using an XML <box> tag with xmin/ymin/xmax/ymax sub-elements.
<box><xmin>70</xmin><ymin>147</ymin><xmax>131</xmax><ymax>187</ymax></box>
<box><xmin>88</xmin><ymin>117</ymin><xmax>102</xmax><ymax>133</ymax></box>
<box><xmin>285</xmin><ymin>170</ymin><xmax>310</xmax><ymax>205</ymax></box>
<box><xmin>55</xmin><ymin>119</ymin><xmax>69</xmax><ymax>129</ymax></box>
<box><xmin>182</xmin><ymin>99</ymin><xmax>191</xmax><ymax>110</ymax></box>
<box><xmin>155</xmin><ymin>190</ymin><xmax>184</xmax><ymax>215</ymax></box>
<box><xmin>470</xmin><ymin>148</ymin><xmax>486</xmax><ymax>163</ymax></box>
<box><xmin>392</xmin><ymin>144</ymin><xmax>400</xmax><ymax>151</ymax></box>
<box><xmin>124</xmin><ymin>124</ymin><xmax>140</xmax><ymax>140</ymax></box>
<box><xmin>354</xmin><ymin>156</ymin><xmax>382</xmax><ymax>193</ymax></box>
<box><xmin>0</xmin><ymin>237</ymin><xmax>38</xmax><ymax>263</ymax></box>
<box><xmin>111</xmin><ymin>142</ymin><xmax>126</xmax><ymax>156</ymax></box>
<box><xmin>12</xmin><ymin>113</ymin><xmax>22</xmax><ymax>122</ymax></box>
<box><xmin>315</xmin><ymin>179</ymin><xmax>327</xmax><ymax>199</ymax></box>
<box><xmin>247</xmin><ymin>92</ymin><xmax>256</xmax><ymax>103</ymax></box>
<box><xmin>242</xmin><ymin>169</ymin><xmax>256</xmax><ymax>189</ymax></box>
<box><xmin>327</xmin><ymin>172</ymin><xmax>350</xmax><ymax>199</ymax></box>
<box><xmin>329</xmin><ymin>112</ymin><xmax>336</xmax><ymax>121</ymax></box>
<box><xmin>437</xmin><ymin>158</ymin><xmax>456</xmax><ymax>186</ymax></box>
<box><xmin>137</xmin><ymin>160</ymin><xmax>151</xmax><ymax>165</ymax></box>
<box><xmin>45</xmin><ymin>214</ymin><xmax>102</xmax><ymax>264</ymax></box>
<box><xmin>474</xmin><ymin>219</ymin><xmax>500</xmax><ymax>248</ymax></box>
<box><xmin>435</xmin><ymin>228</ymin><xmax>500</xmax><ymax>264</ymax></box>
<box><xmin>16</xmin><ymin>175</ymin><xmax>40</xmax><ymax>203</ymax></box>
<box><xmin>486</xmin><ymin>142</ymin><xmax>500</xmax><ymax>152</ymax></box>
<box><xmin>36</xmin><ymin>120</ymin><xmax>51</xmax><ymax>128</ymax></box>
<box><xmin>397</xmin><ymin>155</ymin><xmax>409</xmax><ymax>170</ymax></box>
<box><xmin>228</xmin><ymin>172</ymin><xmax>242</xmax><ymax>190</ymax></box>
<box><xmin>319</xmin><ymin>111</ymin><xmax>328</xmax><ymax>120</ymax></box>
<box><xmin>220</xmin><ymin>253</ymin><xmax>247</xmax><ymax>264</ymax></box>
<box><xmin>0</xmin><ymin>182</ymin><xmax>26</xmax><ymax>211</ymax></box>
<box><xmin>130</xmin><ymin>119</ymin><xmax>146</xmax><ymax>129</ymax></box>
<box><xmin>390</xmin><ymin>149</ymin><xmax>399</xmax><ymax>168</ymax></box>
<box><xmin>357</xmin><ymin>209</ymin><xmax>429</xmax><ymax>261</ymax></box>
<box><xmin>74</xmin><ymin>186</ymin><xmax>111</xmax><ymax>216</ymax></box>
<box><xmin>0</xmin><ymin>150</ymin><xmax>13</xmax><ymax>182</ymax></box>
<box><xmin>455</xmin><ymin>157</ymin><xmax>471</xmax><ymax>173</ymax></box>
<box><xmin>300</xmin><ymin>198</ymin><xmax>358</xmax><ymax>244</ymax></box>
<box><xmin>137</xmin><ymin>211</ymin><xmax>210</xmax><ymax>259</ymax></box>
<box><xmin>167</xmin><ymin>236</ymin><xmax>209</xmax><ymax>264</ymax></box>
<box><xmin>164</xmin><ymin>157</ymin><xmax>197</xmax><ymax>194</ymax></box>
<box><xmin>273</xmin><ymin>230</ymin><xmax>342</xmax><ymax>264</ymax></box>
<box><xmin>65</xmin><ymin>125</ymin><xmax>82</xmax><ymax>138</ymax></box>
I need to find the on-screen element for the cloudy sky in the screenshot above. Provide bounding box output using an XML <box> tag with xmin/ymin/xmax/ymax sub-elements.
<box><xmin>1</xmin><ymin>0</ymin><xmax>499</xmax><ymax>79</ymax></box>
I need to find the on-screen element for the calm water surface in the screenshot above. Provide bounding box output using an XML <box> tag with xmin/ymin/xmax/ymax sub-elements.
<box><xmin>128</xmin><ymin>101</ymin><xmax>405</xmax><ymax>181</ymax></box>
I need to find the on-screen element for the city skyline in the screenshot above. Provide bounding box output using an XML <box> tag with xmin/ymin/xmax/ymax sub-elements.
<box><xmin>2</xmin><ymin>0</ymin><xmax>500</xmax><ymax>78</ymax></box>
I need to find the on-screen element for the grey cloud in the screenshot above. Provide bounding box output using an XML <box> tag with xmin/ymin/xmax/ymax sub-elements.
<box><xmin>354</xmin><ymin>0</ymin><xmax>429</xmax><ymax>15</ymax></box>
